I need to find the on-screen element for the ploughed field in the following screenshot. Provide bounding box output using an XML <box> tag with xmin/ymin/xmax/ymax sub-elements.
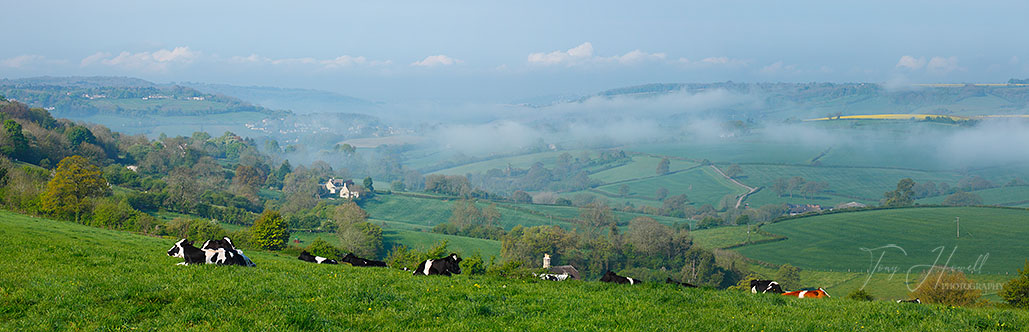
<box><xmin>3</xmin><ymin>211</ymin><xmax>1029</xmax><ymax>330</ymax></box>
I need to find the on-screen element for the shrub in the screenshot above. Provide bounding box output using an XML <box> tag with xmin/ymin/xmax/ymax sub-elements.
<box><xmin>250</xmin><ymin>210</ymin><xmax>290</xmax><ymax>250</ymax></box>
<box><xmin>847</xmin><ymin>289</ymin><xmax>875</xmax><ymax>301</ymax></box>
<box><xmin>909</xmin><ymin>266</ymin><xmax>982</xmax><ymax>306</ymax></box>
<box><xmin>307</xmin><ymin>238</ymin><xmax>344</xmax><ymax>260</ymax></box>
<box><xmin>776</xmin><ymin>264</ymin><xmax>802</xmax><ymax>291</ymax></box>
<box><xmin>163</xmin><ymin>218</ymin><xmax>226</xmax><ymax>241</ymax></box>
<box><xmin>462</xmin><ymin>252</ymin><xmax>488</xmax><ymax>275</ymax></box>
<box><xmin>1000</xmin><ymin>260</ymin><xmax>1029</xmax><ymax>309</ymax></box>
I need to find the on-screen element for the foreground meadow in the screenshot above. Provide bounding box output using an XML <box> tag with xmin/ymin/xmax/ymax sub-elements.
<box><xmin>1</xmin><ymin>211</ymin><xmax>1026</xmax><ymax>331</ymax></box>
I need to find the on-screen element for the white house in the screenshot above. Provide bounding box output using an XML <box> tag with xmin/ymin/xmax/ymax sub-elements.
<box><xmin>325</xmin><ymin>179</ymin><xmax>360</xmax><ymax>199</ymax></box>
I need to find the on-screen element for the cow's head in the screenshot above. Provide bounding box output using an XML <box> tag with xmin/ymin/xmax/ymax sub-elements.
<box><xmin>167</xmin><ymin>239</ymin><xmax>190</xmax><ymax>257</ymax></box>
<box><xmin>446</xmin><ymin>253</ymin><xmax>462</xmax><ymax>274</ymax></box>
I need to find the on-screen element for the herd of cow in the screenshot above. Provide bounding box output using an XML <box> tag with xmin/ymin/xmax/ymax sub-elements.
<box><xmin>165</xmin><ymin>237</ymin><xmax>920</xmax><ymax>302</ymax></box>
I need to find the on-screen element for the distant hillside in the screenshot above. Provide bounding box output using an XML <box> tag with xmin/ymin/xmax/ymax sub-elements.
<box><xmin>548</xmin><ymin>82</ymin><xmax>1029</xmax><ymax>118</ymax></box>
<box><xmin>182</xmin><ymin>82</ymin><xmax>377</xmax><ymax>114</ymax></box>
<box><xmin>0</xmin><ymin>76</ymin><xmax>285</xmax><ymax>117</ymax></box>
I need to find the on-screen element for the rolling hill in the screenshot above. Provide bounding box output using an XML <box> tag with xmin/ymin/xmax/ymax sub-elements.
<box><xmin>3</xmin><ymin>210</ymin><xmax>1027</xmax><ymax>330</ymax></box>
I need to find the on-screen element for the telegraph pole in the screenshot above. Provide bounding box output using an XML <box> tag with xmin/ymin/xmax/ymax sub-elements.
<box><xmin>956</xmin><ymin>217</ymin><xmax>960</xmax><ymax>238</ymax></box>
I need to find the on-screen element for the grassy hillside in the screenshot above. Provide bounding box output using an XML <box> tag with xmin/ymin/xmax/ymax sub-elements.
<box><xmin>3</xmin><ymin>210</ymin><xmax>1028</xmax><ymax>330</ymax></box>
<box><xmin>591</xmin><ymin>166</ymin><xmax>747</xmax><ymax>207</ymax></box>
<box><xmin>918</xmin><ymin>186</ymin><xmax>1029</xmax><ymax>207</ymax></box>
<box><xmin>736</xmin><ymin>207</ymin><xmax>1029</xmax><ymax>274</ymax></box>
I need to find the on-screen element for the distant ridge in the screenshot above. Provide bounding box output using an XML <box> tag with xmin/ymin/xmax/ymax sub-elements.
<box><xmin>181</xmin><ymin>82</ymin><xmax>377</xmax><ymax>114</ymax></box>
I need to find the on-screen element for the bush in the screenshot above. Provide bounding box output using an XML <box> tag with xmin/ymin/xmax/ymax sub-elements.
<box><xmin>250</xmin><ymin>210</ymin><xmax>290</xmax><ymax>250</ymax></box>
<box><xmin>462</xmin><ymin>252</ymin><xmax>488</xmax><ymax>275</ymax></box>
<box><xmin>909</xmin><ymin>266</ymin><xmax>982</xmax><ymax>306</ymax></box>
<box><xmin>163</xmin><ymin>218</ymin><xmax>226</xmax><ymax>241</ymax></box>
<box><xmin>847</xmin><ymin>289</ymin><xmax>875</xmax><ymax>301</ymax></box>
<box><xmin>307</xmin><ymin>238</ymin><xmax>344</xmax><ymax>260</ymax></box>
<box><xmin>486</xmin><ymin>260</ymin><xmax>534</xmax><ymax>279</ymax></box>
<box><xmin>776</xmin><ymin>264</ymin><xmax>802</xmax><ymax>291</ymax></box>
<box><xmin>1000</xmin><ymin>260</ymin><xmax>1029</xmax><ymax>308</ymax></box>
<box><xmin>385</xmin><ymin>240</ymin><xmax>450</xmax><ymax>270</ymax></box>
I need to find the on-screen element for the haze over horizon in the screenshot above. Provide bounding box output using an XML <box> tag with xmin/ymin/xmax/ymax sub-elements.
<box><xmin>3</xmin><ymin>0</ymin><xmax>1028</xmax><ymax>102</ymax></box>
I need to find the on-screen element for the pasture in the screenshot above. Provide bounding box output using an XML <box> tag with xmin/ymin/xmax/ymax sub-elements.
<box><xmin>592</xmin><ymin>166</ymin><xmax>747</xmax><ymax>208</ymax></box>
<box><xmin>735</xmin><ymin>207</ymin><xmax>1029</xmax><ymax>274</ymax></box>
<box><xmin>737</xmin><ymin>164</ymin><xmax>963</xmax><ymax>205</ymax></box>
<box><xmin>3</xmin><ymin>211</ymin><xmax>1028</xmax><ymax>330</ymax></box>
<box><xmin>918</xmin><ymin>186</ymin><xmax>1029</xmax><ymax>207</ymax></box>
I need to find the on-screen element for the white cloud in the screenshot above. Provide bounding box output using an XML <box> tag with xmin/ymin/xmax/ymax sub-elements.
<box><xmin>1</xmin><ymin>55</ymin><xmax>56</xmax><ymax>68</ymax></box>
<box><xmin>926</xmin><ymin>56</ymin><xmax>960</xmax><ymax>74</ymax></box>
<box><xmin>528</xmin><ymin>42</ymin><xmax>595</xmax><ymax>65</ymax></box>
<box><xmin>81</xmin><ymin>46</ymin><xmax>198</xmax><ymax>72</ymax></box>
<box><xmin>676</xmin><ymin>56</ymin><xmax>750</xmax><ymax>68</ymax></box>
<box><xmin>527</xmin><ymin>42</ymin><xmax>665</xmax><ymax>66</ymax></box>
<box><xmin>896</xmin><ymin>55</ymin><xmax>926</xmax><ymax>70</ymax></box>
<box><xmin>411</xmin><ymin>55</ymin><xmax>463</xmax><ymax>67</ymax></box>
<box><xmin>230</xmin><ymin>54</ymin><xmax>391</xmax><ymax>68</ymax></box>
<box><xmin>760</xmin><ymin>61</ymin><xmax>796</xmax><ymax>74</ymax></box>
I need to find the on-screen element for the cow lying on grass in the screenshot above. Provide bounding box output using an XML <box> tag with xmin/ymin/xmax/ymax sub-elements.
<box><xmin>167</xmin><ymin>239</ymin><xmax>249</xmax><ymax>266</ymax></box>
<box><xmin>599</xmin><ymin>271</ymin><xmax>641</xmax><ymax>285</ymax></box>
<box><xmin>666</xmin><ymin>278</ymin><xmax>698</xmax><ymax>288</ymax></box>
<box><xmin>534</xmin><ymin>273</ymin><xmax>572</xmax><ymax>281</ymax></box>
<box><xmin>342</xmin><ymin>253</ymin><xmax>387</xmax><ymax>267</ymax></box>
<box><xmin>782</xmin><ymin>288</ymin><xmax>830</xmax><ymax>299</ymax></box>
<box><xmin>751</xmin><ymin>280</ymin><xmax>784</xmax><ymax>294</ymax></box>
<box><xmin>298</xmin><ymin>250</ymin><xmax>338</xmax><ymax>264</ymax></box>
<box><xmin>897</xmin><ymin>298</ymin><xmax>921</xmax><ymax>304</ymax></box>
<box><xmin>202</xmin><ymin>237</ymin><xmax>256</xmax><ymax>267</ymax></box>
<box><xmin>413</xmin><ymin>254</ymin><xmax>461</xmax><ymax>276</ymax></box>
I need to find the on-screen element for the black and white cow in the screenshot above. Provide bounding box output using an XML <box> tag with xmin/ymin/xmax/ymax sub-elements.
<box><xmin>413</xmin><ymin>253</ymin><xmax>462</xmax><ymax>276</ymax></box>
<box><xmin>751</xmin><ymin>279</ymin><xmax>784</xmax><ymax>294</ymax></box>
<box><xmin>341</xmin><ymin>253</ymin><xmax>387</xmax><ymax>267</ymax></box>
<box><xmin>201</xmin><ymin>237</ymin><xmax>256</xmax><ymax>267</ymax></box>
<box><xmin>298</xmin><ymin>250</ymin><xmax>338</xmax><ymax>264</ymax></box>
<box><xmin>167</xmin><ymin>239</ymin><xmax>244</xmax><ymax>266</ymax></box>
<box><xmin>535</xmin><ymin>273</ymin><xmax>572</xmax><ymax>281</ymax></box>
<box><xmin>599</xmin><ymin>270</ymin><xmax>641</xmax><ymax>285</ymax></box>
<box><xmin>897</xmin><ymin>298</ymin><xmax>921</xmax><ymax>304</ymax></box>
<box><xmin>666</xmin><ymin>277</ymin><xmax>698</xmax><ymax>288</ymax></box>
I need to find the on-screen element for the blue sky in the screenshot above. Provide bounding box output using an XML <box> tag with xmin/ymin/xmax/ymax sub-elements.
<box><xmin>2</xmin><ymin>0</ymin><xmax>1027</xmax><ymax>101</ymax></box>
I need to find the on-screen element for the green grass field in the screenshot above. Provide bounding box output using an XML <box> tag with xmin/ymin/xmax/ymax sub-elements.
<box><xmin>3</xmin><ymin>210</ymin><xmax>1028</xmax><ymax>330</ymax></box>
<box><xmin>588</xmin><ymin>155</ymin><xmax>698</xmax><ymax>184</ymax></box>
<box><xmin>736</xmin><ymin>207</ymin><xmax>1029</xmax><ymax>274</ymax></box>
<box><xmin>591</xmin><ymin>166</ymin><xmax>747</xmax><ymax>207</ymax></box>
<box><xmin>737</xmin><ymin>164</ymin><xmax>964</xmax><ymax>203</ymax></box>
<box><xmin>918</xmin><ymin>186</ymin><xmax>1029</xmax><ymax>207</ymax></box>
<box><xmin>690</xmin><ymin>225</ymin><xmax>777</xmax><ymax>249</ymax></box>
<box><xmin>625</xmin><ymin>140</ymin><xmax>829</xmax><ymax>164</ymax></box>
<box><xmin>428</xmin><ymin>150</ymin><xmax>591</xmax><ymax>175</ymax></box>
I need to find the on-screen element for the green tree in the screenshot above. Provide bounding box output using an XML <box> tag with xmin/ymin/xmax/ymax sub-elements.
<box><xmin>883</xmin><ymin>178</ymin><xmax>916</xmax><ymax>207</ymax></box>
<box><xmin>250</xmin><ymin>210</ymin><xmax>290</xmax><ymax>250</ymax></box>
<box><xmin>910</xmin><ymin>267</ymin><xmax>981</xmax><ymax>306</ymax></box>
<box><xmin>511</xmin><ymin>190</ymin><xmax>533</xmax><ymax>203</ymax></box>
<box><xmin>64</xmin><ymin>126</ymin><xmax>96</xmax><ymax>146</ymax></box>
<box><xmin>655</xmin><ymin>187</ymin><xmax>668</xmax><ymax>201</ymax></box>
<box><xmin>390</xmin><ymin>180</ymin><xmax>405</xmax><ymax>192</ymax></box>
<box><xmin>656</xmin><ymin>157</ymin><xmax>670</xmax><ymax>175</ymax></box>
<box><xmin>847</xmin><ymin>289</ymin><xmax>875</xmax><ymax>301</ymax></box>
<box><xmin>1000</xmin><ymin>260</ymin><xmax>1029</xmax><ymax>308</ymax></box>
<box><xmin>618</xmin><ymin>184</ymin><xmax>630</xmax><ymax>196</ymax></box>
<box><xmin>943</xmin><ymin>191</ymin><xmax>983</xmax><ymax>206</ymax></box>
<box><xmin>776</xmin><ymin>264</ymin><xmax>802</xmax><ymax>290</ymax></box>
<box><xmin>338</xmin><ymin>221</ymin><xmax>383</xmax><ymax>258</ymax></box>
<box><xmin>363</xmin><ymin>176</ymin><xmax>375</xmax><ymax>192</ymax></box>
<box><xmin>726</xmin><ymin>164</ymin><xmax>743</xmax><ymax>178</ymax></box>
<box><xmin>1</xmin><ymin>119</ymin><xmax>29</xmax><ymax>160</ymax></box>
<box><xmin>41</xmin><ymin>155</ymin><xmax>110</xmax><ymax>222</ymax></box>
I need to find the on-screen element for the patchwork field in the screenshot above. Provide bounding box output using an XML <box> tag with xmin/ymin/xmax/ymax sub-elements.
<box><xmin>591</xmin><ymin>166</ymin><xmax>747</xmax><ymax>208</ymax></box>
<box><xmin>735</xmin><ymin>207</ymin><xmax>1029</xmax><ymax>274</ymax></box>
<box><xmin>3</xmin><ymin>211</ymin><xmax>1027</xmax><ymax>330</ymax></box>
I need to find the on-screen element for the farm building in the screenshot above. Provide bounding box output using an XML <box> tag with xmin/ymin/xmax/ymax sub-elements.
<box><xmin>543</xmin><ymin>253</ymin><xmax>581</xmax><ymax>280</ymax></box>
<box><xmin>325</xmin><ymin>179</ymin><xmax>360</xmax><ymax>199</ymax></box>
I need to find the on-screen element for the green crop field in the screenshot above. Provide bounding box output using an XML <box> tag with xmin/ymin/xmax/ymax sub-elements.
<box><xmin>428</xmin><ymin>150</ymin><xmax>591</xmax><ymax>175</ymax></box>
<box><xmin>588</xmin><ymin>155</ymin><xmax>698</xmax><ymax>184</ymax></box>
<box><xmin>3</xmin><ymin>210</ymin><xmax>1027</xmax><ymax>330</ymax></box>
<box><xmin>737</xmin><ymin>164</ymin><xmax>964</xmax><ymax>204</ymax></box>
<box><xmin>592</xmin><ymin>166</ymin><xmax>747</xmax><ymax>207</ymax></box>
<box><xmin>690</xmin><ymin>225</ymin><xmax>777</xmax><ymax>249</ymax></box>
<box><xmin>918</xmin><ymin>186</ymin><xmax>1029</xmax><ymax>207</ymax></box>
<box><xmin>625</xmin><ymin>140</ymin><xmax>829</xmax><ymax>164</ymax></box>
<box><xmin>360</xmin><ymin>194</ymin><xmax>573</xmax><ymax>230</ymax></box>
<box><xmin>735</xmin><ymin>207</ymin><xmax>1029</xmax><ymax>274</ymax></box>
